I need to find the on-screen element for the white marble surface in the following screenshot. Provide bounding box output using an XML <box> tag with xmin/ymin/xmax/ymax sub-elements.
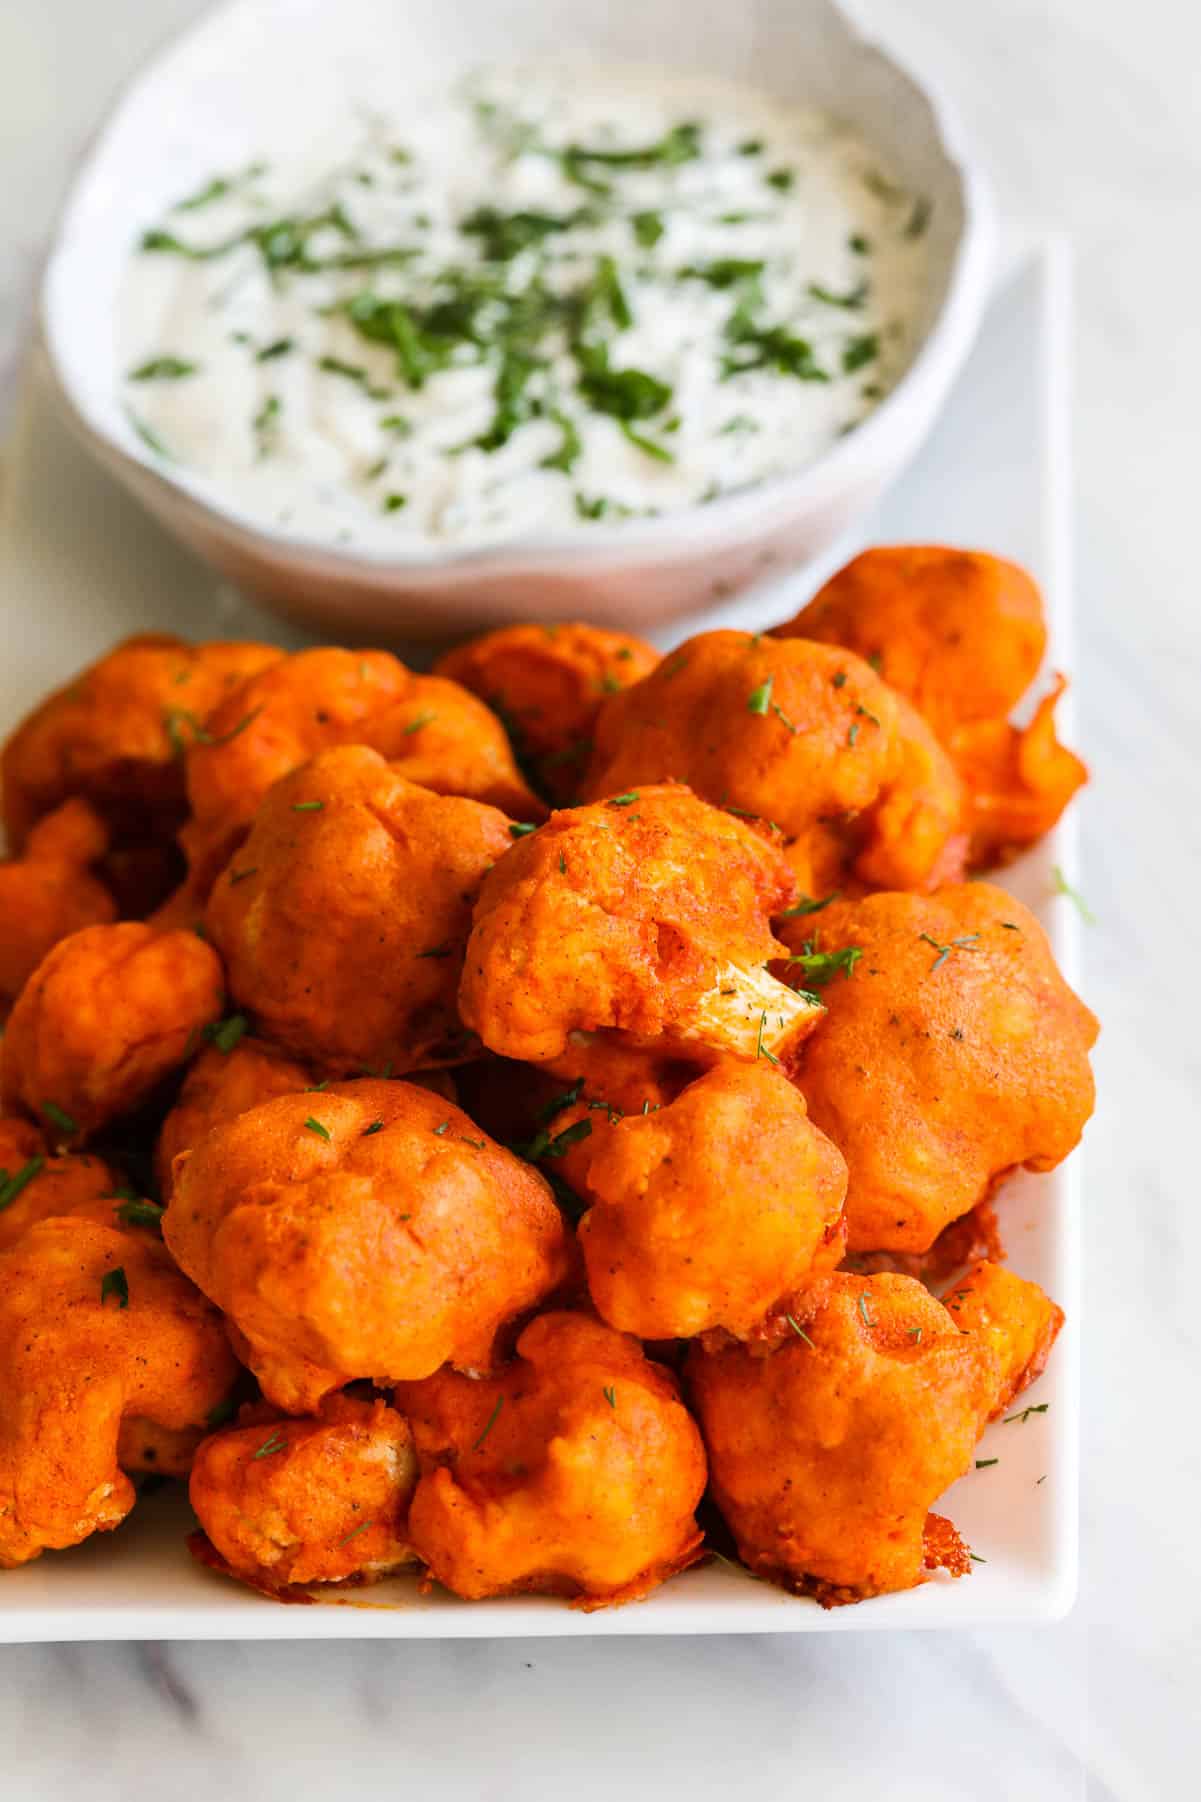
<box><xmin>0</xmin><ymin>2</ymin><xmax>1197</xmax><ymax>1797</ymax></box>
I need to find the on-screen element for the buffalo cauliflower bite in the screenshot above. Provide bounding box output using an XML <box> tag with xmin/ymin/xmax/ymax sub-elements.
<box><xmin>689</xmin><ymin>1265</ymin><xmax>1060</xmax><ymax>1602</ymax></box>
<box><xmin>782</xmin><ymin>885</ymin><xmax>1098</xmax><ymax>1254</ymax></box>
<box><xmin>206</xmin><ymin>746</ymin><xmax>513</xmax><ymax>1077</ymax></box>
<box><xmin>777</xmin><ymin>548</ymin><xmax>1086</xmax><ymax>866</ymax></box>
<box><xmin>0</xmin><ymin>1217</ymin><xmax>238</xmax><ymax>1567</ymax></box>
<box><xmin>0</xmin><ymin>923</ymin><xmax>224</xmax><ymax>1147</ymax></box>
<box><xmin>778</xmin><ymin>548</ymin><xmax>1047</xmax><ymax>740</ymax></box>
<box><xmin>459</xmin><ymin>785</ymin><xmax>821</xmax><ymax>1069</ymax></box>
<box><xmin>577</xmin><ymin>1063</ymin><xmax>847</xmax><ymax>1339</ymax></box>
<box><xmin>941</xmin><ymin>1258</ymin><xmax>1065</xmax><ymax>1417</ymax></box>
<box><xmin>1</xmin><ymin>636</ymin><xmax>282</xmax><ymax>919</ymax></box>
<box><xmin>950</xmin><ymin>675</ymin><xmax>1088</xmax><ymax>866</ymax></box>
<box><xmin>397</xmin><ymin>1311</ymin><xmax>706</xmax><ymax>1605</ymax></box>
<box><xmin>582</xmin><ymin>631</ymin><xmax>965</xmax><ymax>896</ymax></box>
<box><xmin>435</xmin><ymin>622</ymin><xmax>660</xmax><ymax>802</ymax></box>
<box><xmin>0</xmin><ymin>800</ymin><xmax>117</xmax><ymax>1012</ymax></box>
<box><xmin>163</xmin><ymin>1079</ymin><xmax>572</xmax><ymax>1414</ymax></box>
<box><xmin>0</xmin><ymin>1116</ymin><xmax>129</xmax><ymax>1251</ymax></box>
<box><xmin>181</xmin><ymin>647</ymin><xmax>541</xmax><ymax>888</ymax></box>
<box><xmin>154</xmin><ymin>1037</ymin><xmax>315</xmax><ymax>1199</ymax></box>
<box><xmin>189</xmin><ymin>1395</ymin><xmax>419</xmax><ymax>1592</ymax></box>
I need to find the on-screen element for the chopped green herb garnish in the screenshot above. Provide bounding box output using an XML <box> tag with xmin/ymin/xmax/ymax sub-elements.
<box><xmin>337</xmin><ymin>1518</ymin><xmax>374</xmax><ymax>1546</ymax></box>
<box><xmin>115</xmin><ymin>1198</ymin><xmax>165</xmax><ymax>1231</ymax></box>
<box><xmin>857</xmin><ymin>1292</ymin><xmax>873</xmax><ymax>1328</ymax></box>
<box><xmin>0</xmin><ymin>1158</ymin><xmax>45</xmax><ymax>1212</ymax></box>
<box><xmin>603</xmin><ymin>1385</ymin><xmax>617</xmax><ymax>1409</ymax></box>
<box><xmin>472</xmin><ymin>1395</ymin><xmax>504</xmax><ymax>1450</ymax></box>
<box><xmin>100</xmin><ymin>1267</ymin><xmax>129</xmax><ymax>1310</ymax></box>
<box><xmin>416</xmin><ymin>942</ymin><xmax>454</xmax><ymax>959</ymax></box>
<box><xmin>766</xmin><ymin>167</ymin><xmax>795</xmax><ymax>191</ymax></box>
<box><xmin>919</xmin><ymin>931</ymin><xmax>981</xmax><ymax>973</ymax></box>
<box><xmin>785</xmin><ymin>1314</ymin><xmax>815</xmax><ymax>1349</ymax></box>
<box><xmin>205</xmin><ymin>1397</ymin><xmax>238</xmax><ymax>1430</ymax></box>
<box><xmin>292</xmin><ymin>799</ymin><xmax>325</xmax><ymax>812</ymax></box>
<box><xmin>362</xmin><ymin>1120</ymin><xmax>385</xmax><ymax>1136</ymax></box>
<box><xmin>785</xmin><ymin>944</ymin><xmax>862</xmax><ymax>986</ymax></box>
<box><xmin>808</xmin><ymin>280</ymin><xmax>868</xmax><ymax>310</ymax></box>
<box><xmin>129</xmin><ymin>356</ymin><xmax>198</xmax><ymax>382</ymax></box>
<box><xmin>755</xmin><ymin>1010</ymin><xmax>778</xmax><ymax>1065</ymax></box>
<box><xmin>303</xmin><ymin>1116</ymin><xmax>331</xmax><ymax>1141</ymax></box>
<box><xmin>509</xmin><ymin>821</ymin><xmax>538</xmax><ymax>837</ymax></box>
<box><xmin>252</xmin><ymin>1429</ymin><xmax>288</xmax><ymax>1461</ymax></box>
<box><xmin>905</xmin><ymin>196</ymin><xmax>932</xmax><ymax>238</ymax></box>
<box><xmin>206</xmin><ymin>1014</ymin><xmax>249</xmax><ymax>1055</ymax></box>
<box><xmin>779</xmin><ymin>893</ymin><xmax>840</xmax><ymax>919</ymax></box>
<box><xmin>125</xmin><ymin>409</ymin><xmax>173</xmax><ymax>460</ymax></box>
<box><xmin>1003</xmin><ymin>1402</ymin><xmax>1049</xmax><ymax>1425</ymax></box>
<box><xmin>632</xmin><ymin>210</ymin><xmax>665</xmax><ymax>248</ymax></box>
<box><xmin>849</xmin><ymin>233</ymin><xmax>871</xmax><ymax>255</ymax></box>
<box><xmin>383</xmin><ymin>492</ymin><xmax>408</xmax><ymax>512</ymax></box>
<box><xmin>1051</xmin><ymin>865</ymin><xmax>1095</xmax><ymax>924</ymax></box>
<box><xmin>40</xmin><ymin>1102</ymin><xmax>76</xmax><ymax>1137</ymax></box>
<box><xmin>540</xmin><ymin>409</ymin><xmax>583</xmax><ymax>474</ymax></box>
<box><xmin>255</xmin><ymin>337</ymin><xmax>295</xmax><ymax>362</ymax></box>
<box><xmin>842</xmin><ymin>333</ymin><xmax>879</xmax><ymax>373</ymax></box>
<box><xmin>975</xmin><ymin>1458</ymin><xmax>999</xmax><ymax>1469</ymax></box>
<box><xmin>229</xmin><ymin>866</ymin><xmax>258</xmax><ymax>885</ymax></box>
<box><xmin>400</xmin><ymin>711</ymin><xmax>435</xmax><ymax>735</ymax></box>
<box><xmin>608</xmin><ymin>792</ymin><xmax>640</xmax><ymax>807</ymax></box>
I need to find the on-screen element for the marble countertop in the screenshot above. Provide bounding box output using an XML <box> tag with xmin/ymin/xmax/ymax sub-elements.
<box><xmin>1</xmin><ymin>2</ymin><xmax>1197</xmax><ymax>1796</ymax></box>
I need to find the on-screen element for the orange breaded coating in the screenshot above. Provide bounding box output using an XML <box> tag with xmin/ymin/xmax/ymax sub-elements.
<box><xmin>941</xmin><ymin>1259</ymin><xmax>1064</xmax><ymax>1418</ymax></box>
<box><xmin>0</xmin><ymin>800</ymin><xmax>117</xmax><ymax>1012</ymax></box>
<box><xmin>951</xmin><ymin>675</ymin><xmax>1088</xmax><ymax>867</ymax></box>
<box><xmin>435</xmin><ymin>622</ymin><xmax>660</xmax><ymax>802</ymax></box>
<box><xmin>0</xmin><ymin>1116</ymin><xmax>128</xmax><ymax>1252</ymax></box>
<box><xmin>206</xmin><ymin>746</ymin><xmax>513</xmax><ymax>1077</ymax></box>
<box><xmin>689</xmin><ymin>1272</ymin><xmax>1004</xmax><ymax>1602</ymax></box>
<box><xmin>1</xmin><ymin>635</ymin><xmax>283</xmax><ymax>850</ymax></box>
<box><xmin>189</xmin><ymin>1395</ymin><xmax>419</xmax><ymax>1592</ymax></box>
<box><xmin>0</xmin><ymin>922</ymin><xmax>225</xmax><ymax>1147</ymax></box>
<box><xmin>582</xmin><ymin>631</ymin><xmax>965</xmax><ymax>896</ymax></box>
<box><xmin>777</xmin><ymin>549</ymin><xmax>1086</xmax><ymax>866</ymax></box>
<box><xmin>782</xmin><ymin>885</ymin><xmax>1097</xmax><ymax>1254</ymax></box>
<box><xmin>163</xmin><ymin>1079</ymin><xmax>572</xmax><ymax>1414</ymax></box>
<box><xmin>181</xmin><ymin>647</ymin><xmax>541</xmax><ymax>886</ymax></box>
<box><xmin>154</xmin><ymin>1036</ymin><xmax>315</xmax><ymax>1199</ymax></box>
<box><xmin>459</xmin><ymin>784</ymin><xmax>821</xmax><ymax>1069</ymax></box>
<box><xmin>577</xmin><ymin>1063</ymin><xmax>847</xmax><ymax>1339</ymax></box>
<box><xmin>778</xmin><ymin>547</ymin><xmax>1047</xmax><ymax>741</ymax></box>
<box><xmin>398</xmin><ymin>1312</ymin><xmax>706</xmax><ymax>1605</ymax></box>
<box><xmin>0</xmin><ymin>1217</ymin><xmax>238</xmax><ymax>1566</ymax></box>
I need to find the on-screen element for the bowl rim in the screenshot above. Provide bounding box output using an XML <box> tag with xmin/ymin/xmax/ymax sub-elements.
<box><xmin>39</xmin><ymin>0</ymin><xmax>995</xmax><ymax>574</ymax></box>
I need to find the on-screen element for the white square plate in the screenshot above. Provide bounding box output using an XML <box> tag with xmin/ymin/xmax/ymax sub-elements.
<box><xmin>0</xmin><ymin>240</ymin><xmax>1081</xmax><ymax>1640</ymax></box>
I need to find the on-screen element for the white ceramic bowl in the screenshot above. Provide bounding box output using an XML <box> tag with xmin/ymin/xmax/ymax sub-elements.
<box><xmin>42</xmin><ymin>0</ymin><xmax>993</xmax><ymax>640</ymax></box>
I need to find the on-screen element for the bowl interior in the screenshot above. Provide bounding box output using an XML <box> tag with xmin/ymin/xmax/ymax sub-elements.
<box><xmin>43</xmin><ymin>0</ymin><xmax>979</xmax><ymax>569</ymax></box>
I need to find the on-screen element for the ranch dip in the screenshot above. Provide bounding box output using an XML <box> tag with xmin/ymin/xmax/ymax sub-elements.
<box><xmin>118</xmin><ymin>65</ymin><xmax>933</xmax><ymax>550</ymax></box>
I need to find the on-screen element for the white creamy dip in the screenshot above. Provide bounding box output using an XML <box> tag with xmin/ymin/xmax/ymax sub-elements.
<box><xmin>117</xmin><ymin>65</ymin><xmax>933</xmax><ymax>550</ymax></box>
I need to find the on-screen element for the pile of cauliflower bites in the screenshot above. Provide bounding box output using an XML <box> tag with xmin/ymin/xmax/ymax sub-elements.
<box><xmin>0</xmin><ymin>545</ymin><xmax>1095</xmax><ymax>1608</ymax></box>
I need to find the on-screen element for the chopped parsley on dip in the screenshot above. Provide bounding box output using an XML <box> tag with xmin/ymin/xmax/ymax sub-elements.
<box><xmin>119</xmin><ymin>66</ymin><xmax>931</xmax><ymax>549</ymax></box>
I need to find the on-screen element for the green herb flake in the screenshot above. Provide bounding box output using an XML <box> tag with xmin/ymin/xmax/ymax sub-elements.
<box><xmin>975</xmin><ymin>1458</ymin><xmax>999</xmax><ymax>1469</ymax></box>
<box><xmin>229</xmin><ymin>866</ymin><xmax>258</xmax><ymax>885</ymax></box>
<box><xmin>252</xmin><ymin>1429</ymin><xmax>288</xmax><ymax>1461</ymax></box>
<box><xmin>0</xmin><ymin>1158</ymin><xmax>45</xmax><ymax>1212</ymax></box>
<box><xmin>100</xmin><ymin>1266</ymin><xmax>129</xmax><ymax>1310</ymax></box>
<box><xmin>292</xmin><ymin>799</ymin><xmax>325</xmax><ymax>812</ymax></box>
<box><xmin>842</xmin><ymin>333</ymin><xmax>879</xmax><ymax>374</ymax></box>
<box><xmin>304</xmin><ymin>1116</ymin><xmax>332</xmax><ymax>1142</ymax></box>
<box><xmin>607</xmin><ymin>792</ymin><xmax>640</xmax><ymax>807</ymax></box>
<box><xmin>472</xmin><ymin>1395</ymin><xmax>504</xmax><ymax>1451</ymax></box>
<box><xmin>755</xmin><ymin>1011</ymin><xmax>779</xmax><ymax>1066</ymax></box>
<box><xmin>746</xmin><ymin>676</ymin><xmax>774</xmax><ymax>716</ymax></box>
<box><xmin>362</xmin><ymin>1120</ymin><xmax>385</xmax><ymax>1137</ymax></box>
<box><xmin>779</xmin><ymin>892</ymin><xmax>840</xmax><ymax>919</ymax></box>
<box><xmin>255</xmin><ymin>337</ymin><xmax>295</xmax><ymax>362</ymax></box>
<box><xmin>337</xmin><ymin>1518</ymin><xmax>374</xmax><ymax>1547</ymax></box>
<box><xmin>766</xmin><ymin>167</ymin><xmax>795</xmax><ymax>192</ymax></box>
<box><xmin>1051</xmin><ymin>865</ymin><xmax>1095</xmax><ymax>924</ymax></box>
<box><xmin>129</xmin><ymin>356</ymin><xmax>198</xmax><ymax>382</ymax></box>
<box><xmin>919</xmin><ymin>931</ymin><xmax>981</xmax><ymax>973</ymax></box>
<box><xmin>509</xmin><ymin>821</ymin><xmax>538</xmax><ymax>837</ymax></box>
<box><xmin>207</xmin><ymin>1014</ymin><xmax>249</xmax><ymax>1055</ymax></box>
<box><xmin>603</xmin><ymin>1385</ymin><xmax>617</xmax><ymax>1409</ymax></box>
<box><xmin>857</xmin><ymin>1292</ymin><xmax>873</xmax><ymax>1328</ymax></box>
<box><xmin>1003</xmin><ymin>1402</ymin><xmax>1049</xmax><ymax>1426</ymax></box>
<box><xmin>785</xmin><ymin>944</ymin><xmax>862</xmax><ymax>987</ymax></box>
<box><xmin>383</xmin><ymin>492</ymin><xmax>408</xmax><ymax>513</ymax></box>
<box><xmin>205</xmin><ymin>1397</ymin><xmax>238</xmax><ymax>1430</ymax></box>
<box><xmin>432</xmin><ymin>1121</ymin><xmax>450</xmax><ymax>1136</ymax></box>
<box><xmin>785</xmin><ymin>1314</ymin><xmax>815</xmax><ymax>1349</ymax></box>
<box><xmin>807</xmin><ymin>280</ymin><xmax>868</xmax><ymax>311</ymax></box>
<box><xmin>400</xmin><ymin>711</ymin><xmax>436</xmax><ymax>736</ymax></box>
<box><xmin>115</xmin><ymin>1198</ymin><xmax>165</xmax><ymax>1231</ymax></box>
<box><xmin>40</xmin><ymin>1102</ymin><xmax>77</xmax><ymax>1137</ymax></box>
